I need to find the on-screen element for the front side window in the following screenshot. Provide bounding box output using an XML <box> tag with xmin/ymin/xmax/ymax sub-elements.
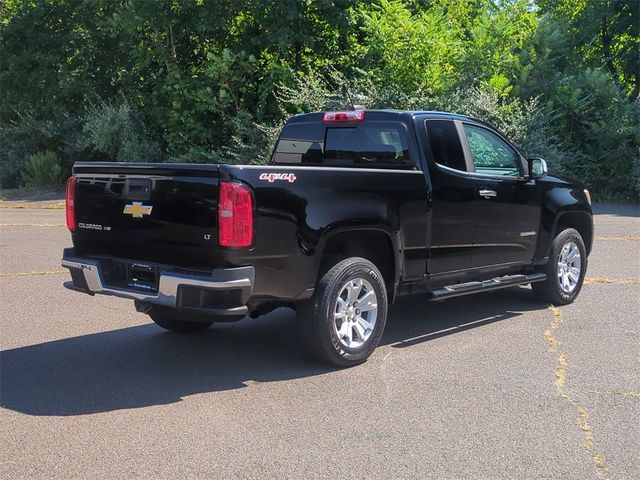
<box><xmin>463</xmin><ymin>124</ymin><xmax>520</xmax><ymax>176</ymax></box>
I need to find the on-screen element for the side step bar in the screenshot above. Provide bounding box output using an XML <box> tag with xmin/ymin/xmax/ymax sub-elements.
<box><xmin>428</xmin><ymin>273</ymin><xmax>546</xmax><ymax>301</ymax></box>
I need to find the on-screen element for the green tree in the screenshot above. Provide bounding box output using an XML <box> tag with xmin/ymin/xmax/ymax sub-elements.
<box><xmin>0</xmin><ymin>0</ymin><xmax>637</xmax><ymax>198</ymax></box>
<box><xmin>537</xmin><ymin>0</ymin><xmax>640</xmax><ymax>101</ymax></box>
<box><xmin>358</xmin><ymin>0</ymin><xmax>464</xmax><ymax>97</ymax></box>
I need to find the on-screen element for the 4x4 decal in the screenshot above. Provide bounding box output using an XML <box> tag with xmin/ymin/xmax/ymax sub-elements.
<box><xmin>259</xmin><ymin>172</ymin><xmax>296</xmax><ymax>183</ymax></box>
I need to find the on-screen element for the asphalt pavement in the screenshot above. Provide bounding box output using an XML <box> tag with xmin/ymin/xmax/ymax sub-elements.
<box><xmin>1</xmin><ymin>200</ymin><xmax>638</xmax><ymax>479</ymax></box>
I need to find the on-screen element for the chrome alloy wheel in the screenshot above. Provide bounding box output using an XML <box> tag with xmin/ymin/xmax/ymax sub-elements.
<box><xmin>333</xmin><ymin>278</ymin><xmax>378</xmax><ymax>349</ymax></box>
<box><xmin>557</xmin><ymin>241</ymin><xmax>581</xmax><ymax>294</ymax></box>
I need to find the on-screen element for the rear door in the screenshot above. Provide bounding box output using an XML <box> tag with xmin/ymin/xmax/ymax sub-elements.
<box><xmin>460</xmin><ymin>123</ymin><xmax>541</xmax><ymax>267</ymax></box>
<box><xmin>72</xmin><ymin>163</ymin><xmax>221</xmax><ymax>268</ymax></box>
<box><xmin>422</xmin><ymin>118</ymin><xmax>476</xmax><ymax>274</ymax></box>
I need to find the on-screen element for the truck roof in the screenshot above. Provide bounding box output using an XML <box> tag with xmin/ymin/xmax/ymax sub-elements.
<box><xmin>286</xmin><ymin>109</ymin><xmax>474</xmax><ymax>124</ymax></box>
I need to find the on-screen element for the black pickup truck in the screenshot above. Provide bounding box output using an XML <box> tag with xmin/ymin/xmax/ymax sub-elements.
<box><xmin>62</xmin><ymin>109</ymin><xmax>593</xmax><ymax>366</ymax></box>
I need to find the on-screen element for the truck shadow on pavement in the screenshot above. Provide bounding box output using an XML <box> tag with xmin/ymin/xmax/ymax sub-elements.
<box><xmin>1</xmin><ymin>287</ymin><xmax>545</xmax><ymax>416</ymax></box>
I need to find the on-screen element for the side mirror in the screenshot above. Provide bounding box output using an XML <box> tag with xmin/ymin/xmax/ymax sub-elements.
<box><xmin>528</xmin><ymin>157</ymin><xmax>548</xmax><ymax>179</ymax></box>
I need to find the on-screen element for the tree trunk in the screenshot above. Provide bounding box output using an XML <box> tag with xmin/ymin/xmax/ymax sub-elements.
<box><xmin>630</xmin><ymin>73</ymin><xmax>639</xmax><ymax>103</ymax></box>
<box><xmin>600</xmin><ymin>14</ymin><xmax>623</xmax><ymax>96</ymax></box>
<box><xmin>169</xmin><ymin>24</ymin><xmax>177</xmax><ymax>63</ymax></box>
<box><xmin>294</xmin><ymin>41</ymin><xmax>302</xmax><ymax>71</ymax></box>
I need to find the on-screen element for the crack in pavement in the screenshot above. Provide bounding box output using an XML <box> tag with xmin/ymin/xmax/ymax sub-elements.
<box><xmin>584</xmin><ymin>277</ymin><xmax>640</xmax><ymax>286</ymax></box>
<box><xmin>545</xmin><ymin>306</ymin><xmax>611</xmax><ymax>479</ymax></box>
<box><xmin>586</xmin><ymin>389</ymin><xmax>640</xmax><ymax>399</ymax></box>
<box><xmin>595</xmin><ymin>236</ymin><xmax>640</xmax><ymax>241</ymax></box>
<box><xmin>0</xmin><ymin>270</ymin><xmax>67</xmax><ymax>278</ymax></box>
<box><xmin>0</xmin><ymin>223</ymin><xmax>65</xmax><ymax>227</ymax></box>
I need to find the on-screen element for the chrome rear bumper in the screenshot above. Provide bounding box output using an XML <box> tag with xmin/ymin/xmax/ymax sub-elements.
<box><xmin>61</xmin><ymin>249</ymin><xmax>254</xmax><ymax>317</ymax></box>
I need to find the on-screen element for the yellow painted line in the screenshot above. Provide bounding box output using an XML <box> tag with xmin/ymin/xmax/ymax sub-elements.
<box><xmin>584</xmin><ymin>277</ymin><xmax>640</xmax><ymax>286</ymax></box>
<box><xmin>595</xmin><ymin>235</ymin><xmax>640</xmax><ymax>241</ymax></box>
<box><xmin>0</xmin><ymin>202</ymin><xmax>65</xmax><ymax>210</ymax></box>
<box><xmin>0</xmin><ymin>269</ymin><xmax>66</xmax><ymax>278</ymax></box>
<box><xmin>545</xmin><ymin>306</ymin><xmax>610</xmax><ymax>479</ymax></box>
<box><xmin>0</xmin><ymin>223</ymin><xmax>65</xmax><ymax>227</ymax></box>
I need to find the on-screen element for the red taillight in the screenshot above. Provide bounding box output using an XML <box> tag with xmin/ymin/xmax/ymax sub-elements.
<box><xmin>323</xmin><ymin>110</ymin><xmax>365</xmax><ymax>122</ymax></box>
<box><xmin>65</xmin><ymin>176</ymin><xmax>76</xmax><ymax>232</ymax></box>
<box><xmin>218</xmin><ymin>181</ymin><xmax>253</xmax><ymax>247</ymax></box>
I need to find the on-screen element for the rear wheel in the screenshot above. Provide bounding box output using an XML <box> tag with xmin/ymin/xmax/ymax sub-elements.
<box><xmin>298</xmin><ymin>257</ymin><xmax>388</xmax><ymax>367</ymax></box>
<box><xmin>150</xmin><ymin>314</ymin><xmax>213</xmax><ymax>333</ymax></box>
<box><xmin>532</xmin><ymin>228</ymin><xmax>587</xmax><ymax>305</ymax></box>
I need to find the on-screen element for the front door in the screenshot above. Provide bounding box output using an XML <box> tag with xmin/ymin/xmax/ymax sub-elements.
<box><xmin>460</xmin><ymin>123</ymin><xmax>541</xmax><ymax>268</ymax></box>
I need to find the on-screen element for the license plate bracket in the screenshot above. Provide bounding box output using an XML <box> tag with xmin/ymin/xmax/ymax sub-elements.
<box><xmin>128</xmin><ymin>264</ymin><xmax>158</xmax><ymax>291</ymax></box>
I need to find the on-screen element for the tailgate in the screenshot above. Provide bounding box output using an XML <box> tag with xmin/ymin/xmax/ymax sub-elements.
<box><xmin>71</xmin><ymin>162</ymin><xmax>221</xmax><ymax>269</ymax></box>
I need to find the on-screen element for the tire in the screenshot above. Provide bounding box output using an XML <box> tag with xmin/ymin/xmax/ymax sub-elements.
<box><xmin>532</xmin><ymin>228</ymin><xmax>587</xmax><ymax>305</ymax></box>
<box><xmin>150</xmin><ymin>314</ymin><xmax>213</xmax><ymax>333</ymax></box>
<box><xmin>298</xmin><ymin>257</ymin><xmax>388</xmax><ymax>367</ymax></box>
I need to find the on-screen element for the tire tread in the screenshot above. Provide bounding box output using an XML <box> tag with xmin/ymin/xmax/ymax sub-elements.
<box><xmin>532</xmin><ymin>228</ymin><xmax>586</xmax><ymax>305</ymax></box>
<box><xmin>298</xmin><ymin>257</ymin><xmax>388</xmax><ymax>366</ymax></box>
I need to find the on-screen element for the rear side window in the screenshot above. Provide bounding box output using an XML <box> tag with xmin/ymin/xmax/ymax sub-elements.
<box><xmin>425</xmin><ymin>120</ymin><xmax>467</xmax><ymax>172</ymax></box>
<box><xmin>271</xmin><ymin>124</ymin><xmax>324</xmax><ymax>164</ymax></box>
<box><xmin>272</xmin><ymin>122</ymin><xmax>412</xmax><ymax>168</ymax></box>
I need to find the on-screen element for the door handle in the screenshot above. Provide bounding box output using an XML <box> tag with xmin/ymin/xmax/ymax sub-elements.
<box><xmin>479</xmin><ymin>189</ymin><xmax>497</xmax><ymax>199</ymax></box>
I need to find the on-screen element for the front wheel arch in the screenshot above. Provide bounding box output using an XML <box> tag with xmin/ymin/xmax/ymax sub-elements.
<box><xmin>551</xmin><ymin>211</ymin><xmax>593</xmax><ymax>256</ymax></box>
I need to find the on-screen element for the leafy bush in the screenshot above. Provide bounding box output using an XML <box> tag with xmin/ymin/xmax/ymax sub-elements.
<box><xmin>0</xmin><ymin>101</ymin><xmax>162</xmax><ymax>189</ymax></box>
<box><xmin>441</xmin><ymin>87</ymin><xmax>640</xmax><ymax>201</ymax></box>
<box><xmin>275</xmin><ymin>67</ymin><xmax>429</xmax><ymax>114</ymax></box>
<box><xmin>0</xmin><ymin>112</ymin><xmax>84</xmax><ymax>188</ymax></box>
<box><xmin>79</xmin><ymin>100</ymin><xmax>161</xmax><ymax>163</ymax></box>
<box><xmin>220</xmin><ymin>69</ymin><xmax>406</xmax><ymax>166</ymax></box>
<box><xmin>445</xmin><ymin>87</ymin><xmax>573</xmax><ymax>171</ymax></box>
<box><xmin>20</xmin><ymin>150</ymin><xmax>63</xmax><ymax>189</ymax></box>
<box><xmin>516</xmin><ymin>14</ymin><xmax>640</xmax><ymax>201</ymax></box>
<box><xmin>220</xmin><ymin>110</ymin><xmax>281</xmax><ymax>165</ymax></box>
<box><xmin>168</xmin><ymin>147</ymin><xmax>221</xmax><ymax>164</ymax></box>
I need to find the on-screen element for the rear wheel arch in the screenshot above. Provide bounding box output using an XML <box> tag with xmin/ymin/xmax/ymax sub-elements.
<box><xmin>317</xmin><ymin>228</ymin><xmax>399</xmax><ymax>301</ymax></box>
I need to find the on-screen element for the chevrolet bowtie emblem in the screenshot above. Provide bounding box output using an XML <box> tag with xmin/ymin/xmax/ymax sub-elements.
<box><xmin>123</xmin><ymin>202</ymin><xmax>153</xmax><ymax>218</ymax></box>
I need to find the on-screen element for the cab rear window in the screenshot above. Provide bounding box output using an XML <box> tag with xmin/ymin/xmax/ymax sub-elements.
<box><xmin>271</xmin><ymin>122</ymin><xmax>413</xmax><ymax>168</ymax></box>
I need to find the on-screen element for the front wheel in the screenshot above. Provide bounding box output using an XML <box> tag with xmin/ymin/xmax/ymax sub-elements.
<box><xmin>298</xmin><ymin>257</ymin><xmax>388</xmax><ymax>367</ymax></box>
<box><xmin>532</xmin><ymin>228</ymin><xmax>587</xmax><ymax>305</ymax></box>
